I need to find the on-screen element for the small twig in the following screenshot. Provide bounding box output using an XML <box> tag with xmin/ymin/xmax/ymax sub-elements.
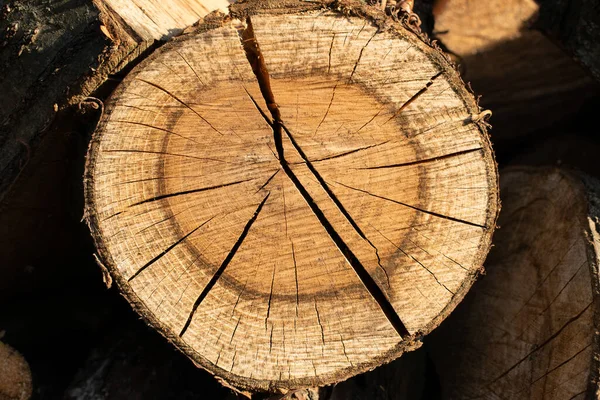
<box><xmin>471</xmin><ymin>109</ymin><xmax>492</xmax><ymax>123</ymax></box>
<box><xmin>78</xmin><ymin>96</ymin><xmax>105</xmax><ymax>118</ymax></box>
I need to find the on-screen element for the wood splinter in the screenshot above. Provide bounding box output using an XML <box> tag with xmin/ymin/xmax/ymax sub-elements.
<box><xmin>84</xmin><ymin>0</ymin><xmax>499</xmax><ymax>393</ymax></box>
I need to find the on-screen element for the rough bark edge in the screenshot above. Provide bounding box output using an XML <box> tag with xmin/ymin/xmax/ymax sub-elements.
<box><xmin>83</xmin><ymin>2</ymin><xmax>500</xmax><ymax>393</ymax></box>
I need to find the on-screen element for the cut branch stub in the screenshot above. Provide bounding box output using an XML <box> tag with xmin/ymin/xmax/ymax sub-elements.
<box><xmin>429</xmin><ymin>167</ymin><xmax>600</xmax><ymax>399</ymax></box>
<box><xmin>84</xmin><ymin>1</ymin><xmax>499</xmax><ymax>392</ymax></box>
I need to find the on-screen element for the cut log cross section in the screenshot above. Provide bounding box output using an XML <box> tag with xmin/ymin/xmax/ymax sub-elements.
<box><xmin>84</xmin><ymin>2</ymin><xmax>499</xmax><ymax>392</ymax></box>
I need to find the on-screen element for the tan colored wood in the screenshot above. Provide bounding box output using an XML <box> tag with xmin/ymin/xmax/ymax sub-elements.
<box><xmin>432</xmin><ymin>0</ymin><xmax>599</xmax><ymax>142</ymax></box>
<box><xmin>0</xmin><ymin>342</ymin><xmax>32</xmax><ymax>400</ymax></box>
<box><xmin>433</xmin><ymin>0</ymin><xmax>538</xmax><ymax>56</ymax></box>
<box><xmin>85</xmin><ymin>1</ymin><xmax>499</xmax><ymax>392</ymax></box>
<box><xmin>429</xmin><ymin>167</ymin><xmax>600</xmax><ymax>399</ymax></box>
<box><xmin>96</xmin><ymin>0</ymin><xmax>230</xmax><ymax>40</ymax></box>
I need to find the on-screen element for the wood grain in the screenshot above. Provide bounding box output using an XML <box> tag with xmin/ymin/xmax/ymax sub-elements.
<box><xmin>429</xmin><ymin>167</ymin><xmax>600</xmax><ymax>399</ymax></box>
<box><xmin>85</xmin><ymin>1</ymin><xmax>499</xmax><ymax>392</ymax></box>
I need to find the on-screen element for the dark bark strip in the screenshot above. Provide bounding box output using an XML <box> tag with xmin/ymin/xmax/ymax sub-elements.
<box><xmin>239</xmin><ymin>17</ymin><xmax>281</xmax><ymax>122</ymax></box>
<box><xmin>240</xmin><ymin>17</ymin><xmax>410</xmax><ymax>338</ymax></box>
<box><xmin>180</xmin><ymin>193</ymin><xmax>271</xmax><ymax>337</ymax></box>
<box><xmin>128</xmin><ymin>216</ymin><xmax>214</xmax><ymax>282</ymax></box>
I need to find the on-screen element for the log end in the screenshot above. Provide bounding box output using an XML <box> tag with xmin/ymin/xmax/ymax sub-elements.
<box><xmin>84</xmin><ymin>1</ymin><xmax>499</xmax><ymax>392</ymax></box>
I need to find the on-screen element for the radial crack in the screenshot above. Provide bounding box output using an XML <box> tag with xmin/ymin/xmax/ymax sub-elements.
<box><xmin>335</xmin><ymin>181</ymin><xmax>487</xmax><ymax>228</ymax></box>
<box><xmin>291</xmin><ymin>242</ymin><xmax>300</xmax><ymax>318</ymax></box>
<box><xmin>307</xmin><ymin>141</ymin><xmax>389</xmax><ymax>163</ymax></box>
<box><xmin>136</xmin><ymin>78</ymin><xmax>223</xmax><ymax>135</ymax></box>
<box><xmin>266</xmin><ymin>264</ymin><xmax>276</xmax><ymax>330</ymax></box>
<box><xmin>315</xmin><ymin>299</ymin><xmax>326</xmax><ymax>346</ymax></box>
<box><xmin>255</xmin><ymin>170</ymin><xmax>280</xmax><ymax>193</ymax></box>
<box><xmin>372</xmin><ymin>224</ymin><xmax>454</xmax><ymax>294</ymax></box>
<box><xmin>128</xmin><ymin>216</ymin><xmax>214</xmax><ymax>282</ymax></box>
<box><xmin>103</xmin><ymin>149</ymin><xmax>231</xmax><ymax>163</ymax></box>
<box><xmin>349</xmin><ymin>29</ymin><xmax>377</xmax><ymax>81</ymax></box>
<box><xmin>313</xmin><ymin>84</ymin><xmax>337</xmax><ymax>137</ymax></box>
<box><xmin>327</xmin><ymin>33</ymin><xmax>335</xmax><ymax>73</ymax></box>
<box><xmin>175</xmin><ymin>50</ymin><xmax>206</xmax><ymax>87</ymax></box>
<box><xmin>129</xmin><ymin>178</ymin><xmax>254</xmax><ymax>207</ymax></box>
<box><xmin>358</xmin><ymin>147</ymin><xmax>483</xmax><ymax>170</ymax></box>
<box><xmin>238</xmin><ymin>16</ymin><xmax>410</xmax><ymax>338</ymax></box>
<box><xmin>530</xmin><ymin>342</ymin><xmax>591</xmax><ymax>385</ymax></box>
<box><xmin>383</xmin><ymin>72</ymin><xmax>443</xmax><ymax>125</ymax></box>
<box><xmin>180</xmin><ymin>193</ymin><xmax>271</xmax><ymax>336</ymax></box>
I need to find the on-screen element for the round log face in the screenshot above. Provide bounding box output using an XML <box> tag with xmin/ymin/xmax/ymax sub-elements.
<box><xmin>85</xmin><ymin>6</ymin><xmax>498</xmax><ymax>391</ymax></box>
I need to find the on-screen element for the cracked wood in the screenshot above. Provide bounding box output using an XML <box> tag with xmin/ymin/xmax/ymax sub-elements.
<box><xmin>429</xmin><ymin>168</ymin><xmax>600</xmax><ymax>400</ymax></box>
<box><xmin>84</xmin><ymin>0</ymin><xmax>499</xmax><ymax>393</ymax></box>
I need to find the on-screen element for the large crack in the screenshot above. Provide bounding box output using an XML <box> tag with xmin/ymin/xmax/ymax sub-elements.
<box><xmin>239</xmin><ymin>17</ymin><xmax>410</xmax><ymax>338</ymax></box>
<box><xmin>136</xmin><ymin>78</ymin><xmax>224</xmax><ymax>135</ymax></box>
<box><xmin>128</xmin><ymin>216</ymin><xmax>215</xmax><ymax>282</ymax></box>
<box><xmin>180</xmin><ymin>193</ymin><xmax>270</xmax><ymax>337</ymax></box>
<box><xmin>130</xmin><ymin>178</ymin><xmax>255</xmax><ymax>207</ymax></box>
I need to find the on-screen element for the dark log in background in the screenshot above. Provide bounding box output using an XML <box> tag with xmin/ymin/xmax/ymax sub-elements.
<box><xmin>0</xmin><ymin>0</ymin><xmax>599</xmax><ymax>398</ymax></box>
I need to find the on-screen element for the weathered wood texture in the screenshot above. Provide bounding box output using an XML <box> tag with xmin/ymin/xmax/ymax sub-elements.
<box><xmin>0</xmin><ymin>0</ymin><xmax>228</xmax><ymax>203</ymax></box>
<box><xmin>84</xmin><ymin>0</ymin><xmax>499</xmax><ymax>392</ymax></box>
<box><xmin>432</xmin><ymin>0</ymin><xmax>599</xmax><ymax>142</ymax></box>
<box><xmin>428</xmin><ymin>167</ymin><xmax>600</xmax><ymax>399</ymax></box>
<box><xmin>536</xmin><ymin>0</ymin><xmax>600</xmax><ymax>81</ymax></box>
<box><xmin>0</xmin><ymin>342</ymin><xmax>32</xmax><ymax>400</ymax></box>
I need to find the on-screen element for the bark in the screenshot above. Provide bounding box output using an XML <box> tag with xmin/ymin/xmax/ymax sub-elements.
<box><xmin>428</xmin><ymin>167</ymin><xmax>600</xmax><ymax>399</ymax></box>
<box><xmin>0</xmin><ymin>0</ymin><xmax>228</xmax><ymax>203</ymax></box>
<box><xmin>432</xmin><ymin>0</ymin><xmax>600</xmax><ymax>143</ymax></box>
<box><xmin>84</xmin><ymin>0</ymin><xmax>499</xmax><ymax>393</ymax></box>
<box><xmin>536</xmin><ymin>0</ymin><xmax>600</xmax><ymax>81</ymax></box>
